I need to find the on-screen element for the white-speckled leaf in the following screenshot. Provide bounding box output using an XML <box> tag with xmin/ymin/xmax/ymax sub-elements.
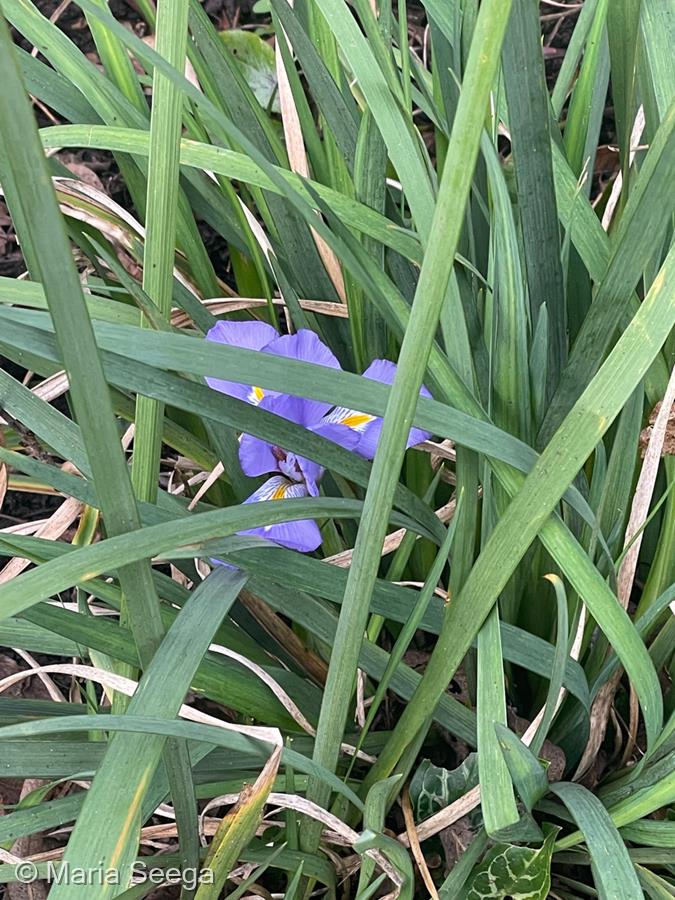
<box><xmin>409</xmin><ymin>754</ymin><xmax>479</xmax><ymax>822</ymax></box>
<box><xmin>465</xmin><ymin>827</ymin><xmax>559</xmax><ymax>900</ymax></box>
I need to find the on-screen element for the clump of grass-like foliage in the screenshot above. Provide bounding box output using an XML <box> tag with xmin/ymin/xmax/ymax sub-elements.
<box><xmin>0</xmin><ymin>0</ymin><xmax>674</xmax><ymax>896</ymax></box>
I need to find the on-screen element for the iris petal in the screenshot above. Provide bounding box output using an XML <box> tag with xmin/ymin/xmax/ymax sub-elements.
<box><xmin>239</xmin><ymin>475</ymin><xmax>322</xmax><ymax>552</ymax></box>
<box><xmin>321</xmin><ymin>406</ymin><xmax>376</xmax><ymax>433</ymax></box>
<box><xmin>295</xmin><ymin>456</ymin><xmax>322</xmax><ymax>495</ymax></box>
<box><xmin>264</xmin><ymin>329</ymin><xmax>341</xmax><ymax>369</ymax></box>
<box><xmin>263</xmin><ymin>330</ymin><xmax>341</xmax><ymax>421</ymax></box>
<box><xmin>362</xmin><ymin>358</ymin><xmax>432</xmax><ymax>399</ymax></box>
<box><xmin>258</xmin><ymin>392</ymin><xmax>324</xmax><ymax>428</ymax></box>
<box><xmin>205</xmin><ymin>319</ymin><xmax>278</xmax><ymax>403</ymax></box>
<box><xmin>351</xmin><ymin>418</ymin><xmax>384</xmax><ymax>460</ymax></box>
<box><xmin>353</xmin><ymin>418</ymin><xmax>430</xmax><ymax>459</ymax></box>
<box><xmin>242</xmin><ymin>474</ymin><xmax>306</xmax><ymax>503</ymax></box>
<box><xmin>207</xmin><ymin>319</ymin><xmax>279</xmax><ymax>351</ymax></box>
<box><xmin>323</xmin><ymin>358</ymin><xmax>432</xmax><ymax>459</ymax></box>
<box><xmin>361</xmin><ymin>358</ymin><xmax>398</xmax><ymax>386</ymax></box>
<box><xmin>241</xmin><ymin>519</ymin><xmax>322</xmax><ymax>553</ymax></box>
<box><xmin>238</xmin><ymin>393</ymin><xmax>328</xmax><ymax>480</ymax></box>
<box><xmin>295</xmin><ymin>421</ymin><xmax>362</xmax><ymax>490</ymax></box>
<box><xmin>295</xmin><ymin>420</ymin><xmax>361</xmax><ymax>490</ymax></box>
<box><xmin>310</xmin><ymin>421</ymin><xmax>362</xmax><ymax>452</ymax></box>
<box><xmin>239</xmin><ymin>433</ymin><xmax>279</xmax><ymax>477</ymax></box>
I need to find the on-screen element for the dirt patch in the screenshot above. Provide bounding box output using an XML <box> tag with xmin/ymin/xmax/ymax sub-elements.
<box><xmin>3</xmin><ymin>2</ymin><xmax>592</xmax><ymax>281</ymax></box>
<box><xmin>4</xmin><ymin>1</ymin><xmax>258</xmax><ymax>281</ymax></box>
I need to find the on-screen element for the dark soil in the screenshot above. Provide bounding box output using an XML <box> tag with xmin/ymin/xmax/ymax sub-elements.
<box><xmin>2</xmin><ymin>0</ymin><xmax>255</xmax><ymax>280</ymax></box>
<box><xmin>2</xmin><ymin>1</ymin><xmax>257</xmax><ymax>546</ymax></box>
<box><xmin>540</xmin><ymin>0</ymin><xmax>581</xmax><ymax>81</ymax></box>
<box><xmin>2</xmin><ymin>1</ymin><xmax>597</xmax><ymax>281</ymax></box>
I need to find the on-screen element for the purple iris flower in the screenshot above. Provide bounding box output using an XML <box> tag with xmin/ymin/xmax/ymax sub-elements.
<box><xmin>205</xmin><ymin>321</ymin><xmax>431</xmax><ymax>553</ymax></box>
<box><xmin>321</xmin><ymin>358</ymin><xmax>432</xmax><ymax>459</ymax></box>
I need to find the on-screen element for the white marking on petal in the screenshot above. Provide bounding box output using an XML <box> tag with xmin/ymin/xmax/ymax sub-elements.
<box><xmin>323</xmin><ymin>406</ymin><xmax>375</xmax><ymax>432</ymax></box>
<box><xmin>248</xmin><ymin>385</ymin><xmax>265</xmax><ymax>405</ymax></box>
<box><xmin>245</xmin><ymin>476</ymin><xmax>310</xmax><ymax>504</ymax></box>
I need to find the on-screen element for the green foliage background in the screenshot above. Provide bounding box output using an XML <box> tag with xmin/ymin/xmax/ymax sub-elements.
<box><xmin>0</xmin><ymin>0</ymin><xmax>674</xmax><ymax>896</ymax></box>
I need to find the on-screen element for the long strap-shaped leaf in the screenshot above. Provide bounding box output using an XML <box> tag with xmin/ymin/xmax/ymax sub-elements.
<box><xmin>38</xmin><ymin>124</ymin><xmax>422</xmax><ymax>263</ymax></box>
<box><xmin>47</xmin><ymin>567</ymin><xmax>246</xmax><ymax>900</ymax></box>
<box><xmin>0</xmin><ymin>0</ymin><xmax>164</xmax><ymax>664</ymax></box>
<box><xmin>551</xmin><ymin>782</ymin><xmax>644</xmax><ymax>899</ymax></box>
<box><xmin>303</xmin><ymin>0</ymin><xmax>515</xmax><ymax>838</ymax></box>
<box><xmin>502</xmin><ymin>0</ymin><xmax>566</xmax><ymax>402</ymax></box>
<box><xmin>366</xmin><ymin>243</ymin><xmax>675</xmax><ymax>792</ymax></box>
<box><xmin>541</xmin><ymin>99</ymin><xmax>675</xmax><ymax>440</ymax></box>
<box><xmin>131</xmin><ymin>0</ymin><xmax>190</xmax><ymax>502</ymax></box>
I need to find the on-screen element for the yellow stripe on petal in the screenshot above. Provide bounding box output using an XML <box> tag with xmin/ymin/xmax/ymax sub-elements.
<box><xmin>340</xmin><ymin>412</ymin><xmax>375</xmax><ymax>428</ymax></box>
<box><xmin>252</xmin><ymin>385</ymin><xmax>265</xmax><ymax>403</ymax></box>
<box><xmin>271</xmin><ymin>482</ymin><xmax>289</xmax><ymax>500</ymax></box>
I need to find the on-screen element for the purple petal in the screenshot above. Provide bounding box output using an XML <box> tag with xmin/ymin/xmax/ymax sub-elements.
<box><xmin>294</xmin><ymin>456</ymin><xmax>323</xmax><ymax>495</ymax></box>
<box><xmin>264</xmin><ymin>329</ymin><xmax>341</xmax><ymax>369</ymax></box>
<box><xmin>259</xmin><ymin>392</ymin><xmax>324</xmax><ymax>428</ymax></box>
<box><xmin>238</xmin><ymin>393</ymin><xmax>327</xmax><ymax>479</ymax></box>
<box><xmin>263</xmin><ymin>330</ymin><xmax>341</xmax><ymax>420</ymax></box>
<box><xmin>242</xmin><ymin>474</ymin><xmax>307</xmax><ymax>503</ymax></box>
<box><xmin>310</xmin><ymin>421</ymin><xmax>361</xmax><ymax>452</ymax></box>
<box><xmin>241</xmin><ymin>519</ymin><xmax>322</xmax><ymax>553</ymax></box>
<box><xmin>241</xmin><ymin>400</ymin><xmax>361</xmax><ymax>489</ymax></box>
<box><xmin>239</xmin><ymin>436</ymin><xmax>325</xmax><ymax>494</ymax></box>
<box><xmin>321</xmin><ymin>406</ymin><xmax>376</xmax><ymax>434</ymax></box>
<box><xmin>361</xmin><ymin>357</ymin><xmax>397</xmax><ymax>385</ymax></box>
<box><xmin>239</xmin><ymin>432</ymin><xmax>279</xmax><ymax>477</ymax></box>
<box><xmin>362</xmin><ymin>358</ymin><xmax>432</xmax><ymax>398</ymax></box>
<box><xmin>406</xmin><ymin>424</ymin><xmax>431</xmax><ymax>449</ymax></box>
<box><xmin>351</xmin><ymin>359</ymin><xmax>432</xmax><ymax>458</ymax></box>
<box><xmin>239</xmin><ymin>475</ymin><xmax>322</xmax><ymax>552</ymax></box>
<box><xmin>354</xmin><ymin>418</ymin><xmax>430</xmax><ymax>459</ymax></box>
<box><xmin>292</xmin><ymin>421</ymin><xmax>362</xmax><ymax>492</ymax></box>
<box><xmin>205</xmin><ymin>319</ymin><xmax>279</xmax><ymax>403</ymax></box>
<box><xmin>352</xmin><ymin>417</ymin><xmax>384</xmax><ymax>460</ymax></box>
<box><xmin>207</xmin><ymin>319</ymin><xmax>279</xmax><ymax>351</ymax></box>
<box><xmin>317</xmin><ymin>359</ymin><xmax>404</xmax><ymax>439</ymax></box>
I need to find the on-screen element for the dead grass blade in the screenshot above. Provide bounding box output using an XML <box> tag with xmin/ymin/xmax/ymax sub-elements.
<box><xmin>402</xmin><ymin>787</ymin><xmax>439</xmax><ymax>899</ymax></box>
<box><xmin>0</xmin><ymin>496</ymin><xmax>83</xmax><ymax>583</ymax></box>
<box><xmin>326</xmin><ymin>498</ymin><xmax>456</xmax><ymax>568</ymax></box>
<box><xmin>577</xmin><ymin>365</ymin><xmax>675</xmax><ymax>778</ymax></box>
<box><xmin>275</xmin><ymin>12</ymin><xmax>346</xmax><ymax>302</ymax></box>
